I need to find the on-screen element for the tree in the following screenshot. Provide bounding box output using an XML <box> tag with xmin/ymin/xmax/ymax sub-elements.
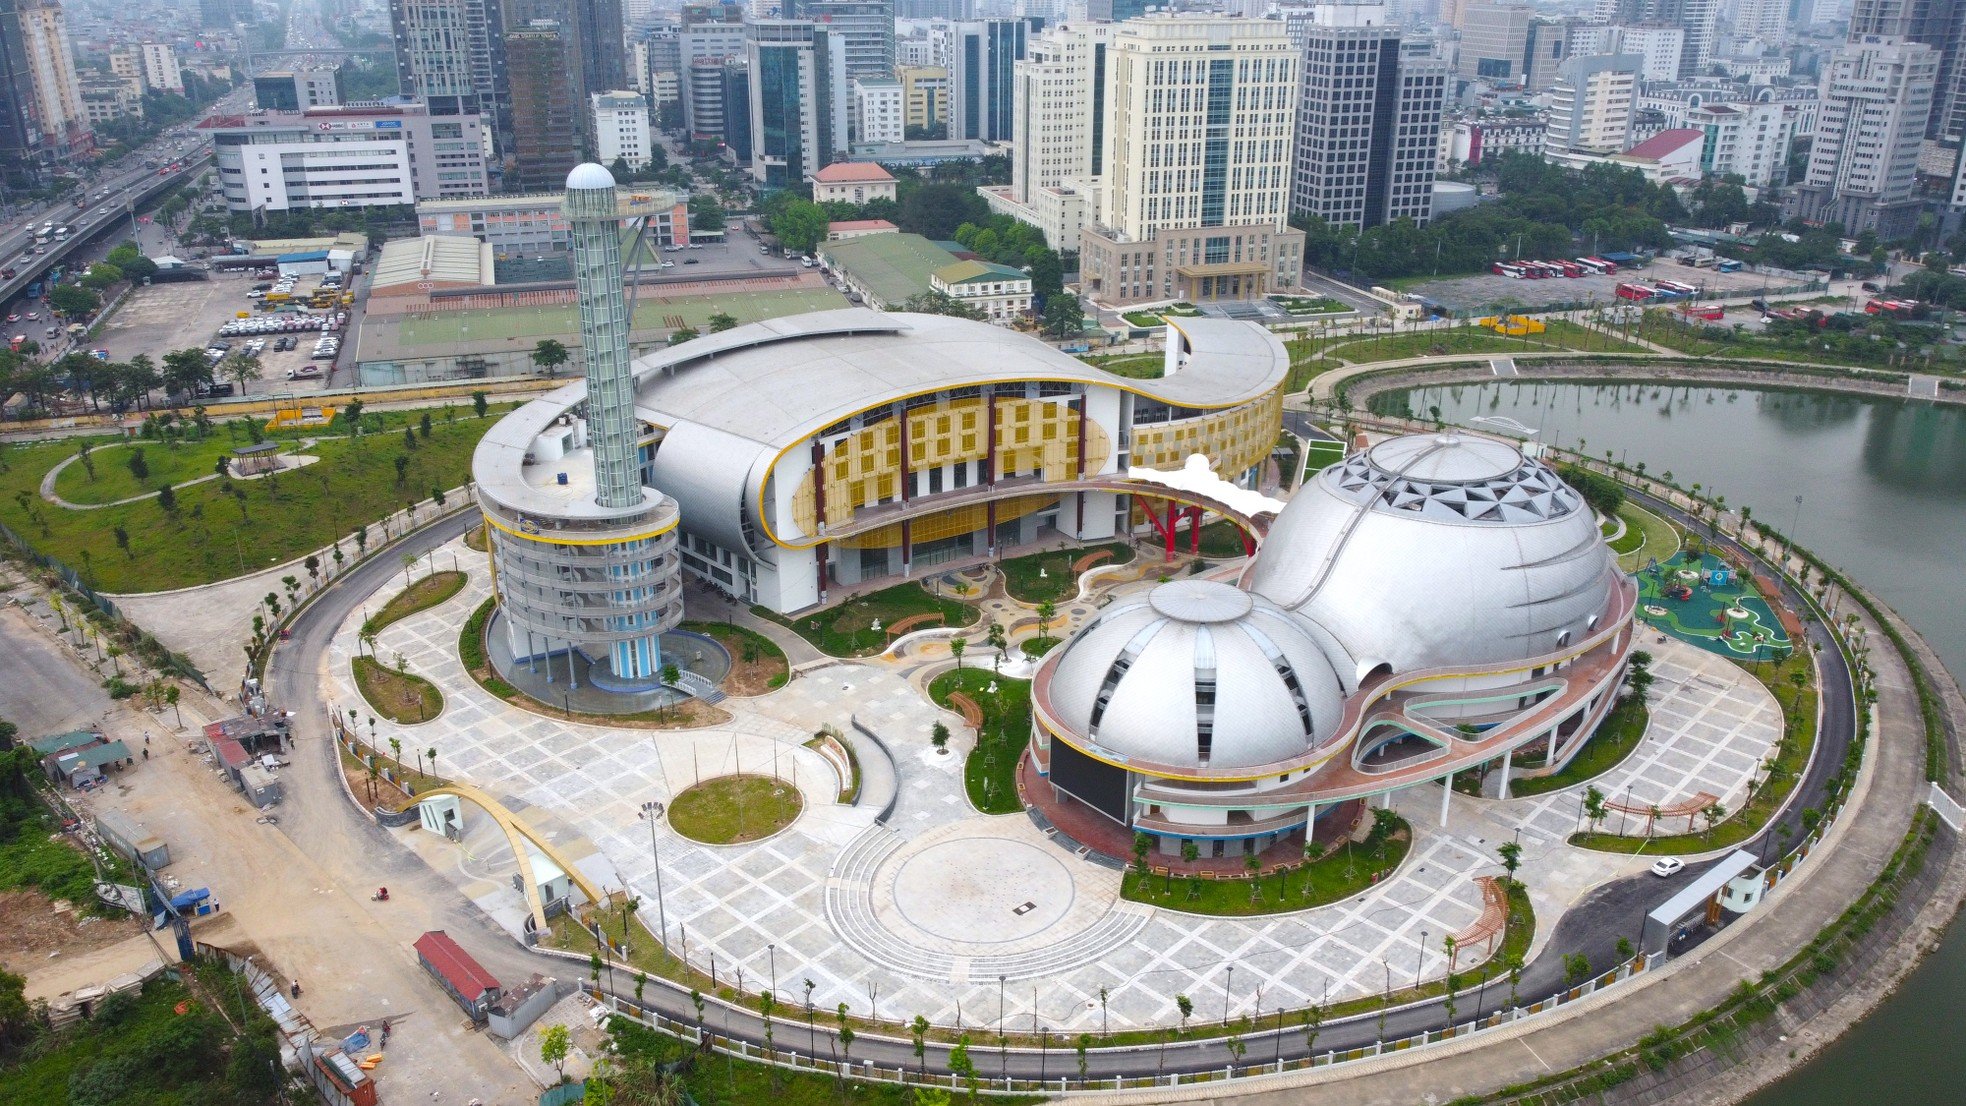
<box><xmin>1036</xmin><ymin>599</ymin><xmax>1056</xmax><ymax>639</ymax></box>
<box><xmin>154</xmin><ymin>482</ymin><xmax>176</xmax><ymax>512</ymax></box>
<box><xmin>900</xmin><ymin>290</ymin><xmax>985</xmax><ymax>319</ymax></box>
<box><xmin>114</xmin><ymin>525</ymin><xmax>131</xmax><ymax>558</ymax></box>
<box><xmin>1175</xmin><ymin>994</ymin><xmax>1193</xmax><ymax>1030</ymax></box>
<box><xmin>768</xmin><ymin>198</ymin><xmax>830</xmax><ymax>254</ymax></box>
<box><xmin>707</xmin><ymin>311</ymin><xmax>739</xmax><ymax>332</ymax></box>
<box><xmin>687</xmin><ymin>192</ymin><xmax>725</xmax><ymax>232</ymax></box>
<box><xmin>1131</xmin><ymin>831</ymin><xmax>1152</xmax><ymax>885</ymax></box>
<box><xmin>0</xmin><ymin>966</ymin><xmax>32</xmax><ymax>1052</ymax></box>
<box><xmin>1583</xmin><ymin>785</ymin><xmax>1609</xmax><ymax>834</ymax></box>
<box><xmin>49</xmin><ymin>283</ymin><xmax>99</xmax><ymax>318</ymax></box>
<box><xmin>931</xmin><ymin>721</ymin><xmax>950</xmax><ymax>753</ymax></box>
<box><xmin>541</xmin><ymin>1023</ymin><xmax>571</xmax><ymax>1079</ymax></box>
<box><xmin>1497</xmin><ymin>840</ymin><xmax>1523</xmax><ymax>887</ymax></box>
<box><xmin>949</xmin><ymin>635</ymin><xmax>966</xmax><ymax>670</ymax></box>
<box><xmin>126</xmin><ymin>447</ymin><xmax>149</xmax><ymax>482</ymax></box>
<box><xmin>81</xmin><ymin>261</ymin><xmax>124</xmax><ymax>290</ymax></box>
<box><xmin>1042</xmin><ymin>293</ymin><xmax>1084</xmax><ymax>338</ymax></box>
<box><xmin>531</xmin><ymin>338</ymin><xmax>571</xmax><ymax>377</ymax></box>
<box><xmin>393</xmin><ymin>454</ymin><xmax>410</xmax><ymax>485</ymax></box>
<box><xmin>472</xmin><ymin>390</ymin><xmax>489</xmax><ymax>419</ymax></box>
<box><xmin>668</xmin><ymin>326</ymin><xmax>700</xmax><ymax>345</ymax></box>
<box><xmin>911</xmin><ymin>1014</ymin><xmax>931</xmax><ymax>1076</ymax></box>
<box><xmin>419</xmin><ymin>412</ymin><xmax>433</xmax><ymax>439</ymax></box>
<box><xmin>1702</xmin><ymin>800</ymin><xmax>1727</xmax><ymax>842</ymax></box>
<box><xmin>948</xmin><ymin>1034</ymin><xmax>978</xmax><ymax>1102</ymax></box>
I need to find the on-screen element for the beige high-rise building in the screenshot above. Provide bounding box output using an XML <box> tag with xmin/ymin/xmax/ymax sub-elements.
<box><xmin>977</xmin><ymin>21</ymin><xmax>1109</xmax><ymax>250</ymax></box>
<box><xmin>898</xmin><ymin>65</ymin><xmax>948</xmax><ymax>133</ymax></box>
<box><xmin>1077</xmin><ymin>18</ymin><xmax>1305</xmax><ymax>305</ymax></box>
<box><xmin>10</xmin><ymin>0</ymin><xmax>91</xmax><ymax>165</ymax></box>
<box><xmin>1544</xmin><ymin>53</ymin><xmax>1641</xmax><ymax>162</ymax></box>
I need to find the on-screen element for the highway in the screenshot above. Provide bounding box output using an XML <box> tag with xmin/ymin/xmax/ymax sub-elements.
<box><xmin>0</xmin><ymin>154</ymin><xmax>213</xmax><ymax>311</ymax></box>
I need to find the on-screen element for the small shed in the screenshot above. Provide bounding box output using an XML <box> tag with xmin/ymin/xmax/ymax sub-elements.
<box><xmin>205</xmin><ymin>713</ymin><xmax>290</xmax><ymax>754</ymax></box>
<box><xmin>95</xmin><ymin>810</ymin><xmax>170</xmax><ymax>870</ymax></box>
<box><xmin>239</xmin><ymin>764</ymin><xmax>282</xmax><ymax>808</ymax></box>
<box><xmin>413</xmin><ymin>930</ymin><xmax>502</xmax><ymax>1021</ymax></box>
<box><xmin>29</xmin><ymin>729</ymin><xmax>100</xmax><ymax>756</ymax></box>
<box><xmin>513</xmin><ymin>844</ymin><xmax>573</xmax><ymax>913</ymax></box>
<box><xmin>214</xmin><ymin>737</ymin><xmax>250</xmax><ymax>787</ymax></box>
<box><xmin>52</xmin><ymin>740</ymin><xmax>133</xmax><ymax>788</ymax></box>
<box><xmin>487</xmin><ymin>974</ymin><xmax>558</xmax><ymax>1040</ymax></box>
<box><xmin>419</xmin><ymin>793</ymin><xmax>463</xmax><ymax>839</ymax></box>
<box><xmin>276</xmin><ymin>250</ymin><xmax>331</xmax><ymax>276</ymax></box>
<box><xmin>231</xmin><ymin>442</ymin><xmax>282</xmax><ymax>476</ymax></box>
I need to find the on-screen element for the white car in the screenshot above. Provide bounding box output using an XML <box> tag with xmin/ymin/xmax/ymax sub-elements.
<box><xmin>1650</xmin><ymin>857</ymin><xmax>1685</xmax><ymax>878</ymax></box>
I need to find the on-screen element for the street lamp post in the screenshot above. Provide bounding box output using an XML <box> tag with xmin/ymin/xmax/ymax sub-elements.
<box><xmin>768</xmin><ymin>943</ymin><xmax>778</xmax><ymax>996</ymax></box>
<box><xmin>1417</xmin><ymin>930</ymin><xmax>1429</xmax><ymax>988</ymax></box>
<box><xmin>637</xmin><ymin>802</ymin><xmax>668</xmax><ymax>953</ymax></box>
<box><xmin>998</xmin><ymin>974</ymin><xmax>1008</xmax><ymax>1080</ymax></box>
<box><xmin>1223</xmin><ymin>964</ymin><xmax>1234</xmax><ymax>1025</ymax></box>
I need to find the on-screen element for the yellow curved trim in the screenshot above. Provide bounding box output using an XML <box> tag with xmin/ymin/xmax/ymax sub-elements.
<box><xmin>482</xmin><ymin>510</ymin><xmax>678</xmax><ymax>547</ymax></box>
<box><xmin>416</xmin><ymin>782</ymin><xmax>611</xmax><ymax>932</ymax></box>
<box><xmin>753</xmin><ymin>378</ymin><xmax>1282</xmax><ymax>550</ymax></box>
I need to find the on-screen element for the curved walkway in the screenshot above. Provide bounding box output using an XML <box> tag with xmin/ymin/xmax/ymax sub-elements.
<box><xmin>40</xmin><ymin>442</ymin><xmax>321</xmax><ymax>509</ymax></box>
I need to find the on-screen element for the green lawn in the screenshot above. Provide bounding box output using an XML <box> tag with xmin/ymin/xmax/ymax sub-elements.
<box><xmin>1614</xmin><ymin>503</ymin><xmax>1681</xmax><ymax>572</ymax></box>
<box><xmin>353</xmin><ymin>654</ymin><xmax>444</xmax><ymax>723</ymax></box>
<box><xmin>999</xmin><ymin>542</ymin><xmax>1133</xmax><ymax>604</ymax></box>
<box><xmin>1573</xmin><ymin>651</ymin><xmax>1815</xmax><ymax>854</ymax></box>
<box><xmin>1121</xmin><ymin>820</ymin><xmax>1411</xmax><ymax>917</ymax></box>
<box><xmin>369</xmin><ymin>569</ymin><xmax>467</xmax><ymax>634</ymax></box>
<box><xmin>1284</xmin><ymin>357</ymin><xmax>1344</xmax><ymax>394</ymax></box>
<box><xmin>670</xmin><ymin>774</ymin><xmax>803</xmax><ymax>843</ymax></box>
<box><xmin>927</xmin><ymin>666</ymin><xmax>1030</xmax><ymax>814</ymax></box>
<box><xmin>395</xmin><ymin>287</ymin><xmax>848</xmax><ymax>346</ymax></box>
<box><xmin>1079</xmin><ymin>352</ymin><xmax>1164</xmax><ymax>379</ymax></box>
<box><xmin>1121</xmin><ymin>311</ymin><xmax>1168</xmax><ymax>328</ymax></box>
<box><xmin>1196</xmin><ymin>519</ymin><xmax>1254</xmax><ymax>558</ymax></box>
<box><xmin>1508</xmin><ymin>697</ymin><xmax>1649</xmax><ymax>798</ymax></box>
<box><xmin>1271</xmin><ymin>296</ymin><xmax>1351</xmax><ymax>315</ymax></box>
<box><xmin>754</xmin><ymin>581</ymin><xmax>976</xmax><ymax>657</ymax></box>
<box><xmin>1301</xmin><ymin>438</ymin><xmax>1346</xmax><ymax>481</ymax></box>
<box><xmin>1322</xmin><ymin>319</ymin><xmax>1645</xmax><ymax>364</ymax></box>
<box><xmin>52</xmin><ymin>435</ymin><xmax>275</xmax><ymax>504</ymax></box>
<box><xmin>0</xmin><ymin>406</ymin><xmax>508</xmax><ymax>592</ymax></box>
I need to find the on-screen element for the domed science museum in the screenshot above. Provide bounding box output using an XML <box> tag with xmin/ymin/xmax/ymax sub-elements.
<box><xmin>1029</xmin><ymin>432</ymin><xmax>1638</xmax><ymax>859</ymax></box>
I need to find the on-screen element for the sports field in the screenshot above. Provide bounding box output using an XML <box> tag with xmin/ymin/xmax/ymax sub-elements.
<box><xmin>396</xmin><ymin>286</ymin><xmax>849</xmax><ymax>347</ymax></box>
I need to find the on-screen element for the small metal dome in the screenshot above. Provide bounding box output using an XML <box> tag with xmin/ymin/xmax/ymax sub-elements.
<box><xmin>1045</xmin><ymin>580</ymin><xmax>1347</xmax><ymax>770</ymax></box>
<box><xmin>566</xmin><ymin>162</ymin><xmax>617</xmax><ymax>191</ymax></box>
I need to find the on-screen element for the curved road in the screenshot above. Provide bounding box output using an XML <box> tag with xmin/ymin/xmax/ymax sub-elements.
<box><xmin>265</xmin><ymin>476</ymin><xmax>1856</xmax><ymax>1085</ymax></box>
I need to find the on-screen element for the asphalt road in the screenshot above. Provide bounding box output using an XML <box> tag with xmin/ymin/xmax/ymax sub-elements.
<box><xmin>243</xmin><ymin>481</ymin><xmax>1858</xmax><ymax>1084</ymax></box>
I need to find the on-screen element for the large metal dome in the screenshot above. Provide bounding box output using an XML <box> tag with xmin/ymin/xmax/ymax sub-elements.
<box><xmin>1045</xmin><ymin>580</ymin><xmax>1347</xmax><ymax>770</ymax></box>
<box><xmin>1243</xmin><ymin>433</ymin><xmax>1620</xmax><ymax>683</ymax></box>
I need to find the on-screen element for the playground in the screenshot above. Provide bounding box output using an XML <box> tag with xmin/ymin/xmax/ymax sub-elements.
<box><xmin>1634</xmin><ymin>551</ymin><xmax>1792</xmax><ymax>662</ymax></box>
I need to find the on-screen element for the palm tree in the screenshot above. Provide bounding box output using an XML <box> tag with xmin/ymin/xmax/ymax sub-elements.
<box><xmin>426</xmin><ymin>747</ymin><xmax>439</xmax><ymax>780</ymax></box>
<box><xmin>950</xmin><ymin>635</ymin><xmax>966</xmax><ymax>671</ymax></box>
<box><xmin>388</xmin><ymin>737</ymin><xmax>403</xmax><ymax>773</ymax></box>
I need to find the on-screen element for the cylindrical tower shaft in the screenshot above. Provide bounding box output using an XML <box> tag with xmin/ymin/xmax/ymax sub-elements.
<box><xmin>564</xmin><ymin>166</ymin><xmax>642</xmax><ymax>510</ymax></box>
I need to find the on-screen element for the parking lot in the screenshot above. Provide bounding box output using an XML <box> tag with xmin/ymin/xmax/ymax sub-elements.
<box><xmin>1403</xmin><ymin>261</ymin><xmax>1797</xmax><ymax>315</ymax></box>
<box><xmin>91</xmin><ymin>269</ymin><xmax>346</xmax><ymax>396</ymax></box>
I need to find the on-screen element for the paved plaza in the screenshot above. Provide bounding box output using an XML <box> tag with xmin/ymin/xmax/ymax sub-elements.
<box><xmin>324</xmin><ymin>540</ymin><xmax>1784</xmax><ymax>1033</ymax></box>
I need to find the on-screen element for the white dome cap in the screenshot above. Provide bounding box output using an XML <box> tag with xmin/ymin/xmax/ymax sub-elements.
<box><xmin>566</xmin><ymin>162</ymin><xmax>617</xmax><ymax>191</ymax></box>
<box><xmin>1243</xmin><ymin>433</ymin><xmax>1620</xmax><ymax>682</ymax></box>
<box><xmin>1045</xmin><ymin>580</ymin><xmax>1347</xmax><ymax>771</ymax></box>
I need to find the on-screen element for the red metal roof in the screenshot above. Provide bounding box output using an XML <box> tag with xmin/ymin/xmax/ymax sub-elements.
<box><xmin>1620</xmin><ymin>129</ymin><xmax>1703</xmax><ymax>161</ymax></box>
<box><xmin>414</xmin><ymin>931</ymin><xmax>500</xmax><ymax>1000</ymax></box>
<box><xmin>214</xmin><ymin>738</ymin><xmax>248</xmax><ymax>768</ymax></box>
<box><xmin>829</xmin><ymin>219</ymin><xmax>898</xmax><ymax>231</ymax></box>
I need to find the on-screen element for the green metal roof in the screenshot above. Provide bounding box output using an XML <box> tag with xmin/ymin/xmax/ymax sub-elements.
<box><xmin>933</xmin><ymin>259</ymin><xmax>1028</xmax><ymax>286</ymax></box>
<box><xmin>818</xmin><ymin>232</ymin><xmax>959</xmax><ymax>307</ymax></box>
<box><xmin>57</xmin><ymin>740</ymin><xmax>132</xmax><ymax>771</ymax></box>
<box><xmin>30</xmin><ymin>730</ymin><xmax>98</xmax><ymax>755</ymax></box>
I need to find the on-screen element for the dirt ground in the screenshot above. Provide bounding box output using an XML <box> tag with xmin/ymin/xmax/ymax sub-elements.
<box><xmin>0</xmin><ymin>888</ymin><xmax>146</xmax><ymax>977</ymax></box>
<box><xmin>91</xmin><ymin>271</ymin><xmax>338</xmax><ymax>397</ymax></box>
<box><xmin>1403</xmin><ymin>262</ymin><xmax>1798</xmax><ymax>314</ymax></box>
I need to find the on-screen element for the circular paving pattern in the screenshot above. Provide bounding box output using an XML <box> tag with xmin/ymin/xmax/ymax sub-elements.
<box><xmin>892</xmin><ymin>838</ymin><xmax>1075</xmax><ymax>944</ymax></box>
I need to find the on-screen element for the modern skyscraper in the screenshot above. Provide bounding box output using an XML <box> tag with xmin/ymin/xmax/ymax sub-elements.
<box><xmin>1846</xmin><ymin>0</ymin><xmax>1966</xmax><ymax>151</ymax></box>
<box><xmin>1593</xmin><ymin>0</ymin><xmax>1717</xmax><ymax>76</ymax></box>
<box><xmin>746</xmin><ymin>19</ymin><xmax>849</xmax><ymax>189</ymax></box>
<box><xmin>391</xmin><ymin>0</ymin><xmax>511</xmax><ymax>158</ymax></box>
<box><xmin>1791</xmin><ymin>37</ymin><xmax>1938</xmax><ymax>235</ymax></box>
<box><xmin>1078</xmin><ymin>17</ymin><xmax>1306</xmax><ymax>304</ymax></box>
<box><xmin>946</xmin><ymin>19</ymin><xmax>1029</xmax><ymax>142</ymax></box>
<box><xmin>1291</xmin><ymin>4</ymin><xmax>1448</xmax><ymax>230</ymax></box>
<box><xmin>782</xmin><ymin>0</ymin><xmax>896</xmax><ymax>81</ymax></box>
<box><xmin>979</xmin><ymin>20</ymin><xmax>1107</xmax><ymax>249</ymax></box>
<box><xmin>506</xmin><ymin>22</ymin><xmax>583</xmax><ymax>189</ymax></box>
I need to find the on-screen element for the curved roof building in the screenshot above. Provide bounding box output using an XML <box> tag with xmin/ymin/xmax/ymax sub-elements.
<box><xmin>1031</xmin><ymin>432</ymin><xmax>1638</xmax><ymax>861</ymax></box>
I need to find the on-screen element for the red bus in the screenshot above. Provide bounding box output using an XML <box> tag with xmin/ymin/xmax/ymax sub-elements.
<box><xmin>1615</xmin><ymin>282</ymin><xmax>1654</xmax><ymax>301</ymax></box>
<box><xmin>1556</xmin><ymin>261</ymin><xmax>1585</xmax><ymax>277</ymax></box>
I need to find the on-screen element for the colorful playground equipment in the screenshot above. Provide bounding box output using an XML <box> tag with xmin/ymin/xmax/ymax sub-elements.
<box><xmin>1476</xmin><ymin>315</ymin><xmax>1547</xmax><ymax>337</ymax></box>
<box><xmin>1633</xmin><ymin>551</ymin><xmax>1792</xmax><ymax>662</ymax></box>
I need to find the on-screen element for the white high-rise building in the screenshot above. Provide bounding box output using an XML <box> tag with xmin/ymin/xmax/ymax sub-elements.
<box><xmin>592</xmin><ymin>89</ymin><xmax>652</xmax><ymax>170</ymax></box>
<box><xmin>977</xmin><ymin>20</ymin><xmax>1109</xmax><ymax>249</ymax></box>
<box><xmin>1544</xmin><ymin>53</ymin><xmax>1642</xmax><ymax>162</ymax></box>
<box><xmin>854</xmin><ymin>78</ymin><xmax>904</xmax><ymax>143</ymax></box>
<box><xmin>1685</xmin><ymin>100</ymin><xmax>1791</xmax><ymax>186</ymax></box>
<box><xmin>1076</xmin><ymin>17</ymin><xmax>1306</xmax><ymax>305</ymax></box>
<box><xmin>1791</xmin><ymin>37</ymin><xmax>1938</xmax><ymax>236</ymax></box>
<box><xmin>1734</xmin><ymin>0</ymin><xmax>1788</xmax><ymax>42</ymax></box>
<box><xmin>139</xmin><ymin>43</ymin><xmax>184</xmax><ymax>94</ymax></box>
